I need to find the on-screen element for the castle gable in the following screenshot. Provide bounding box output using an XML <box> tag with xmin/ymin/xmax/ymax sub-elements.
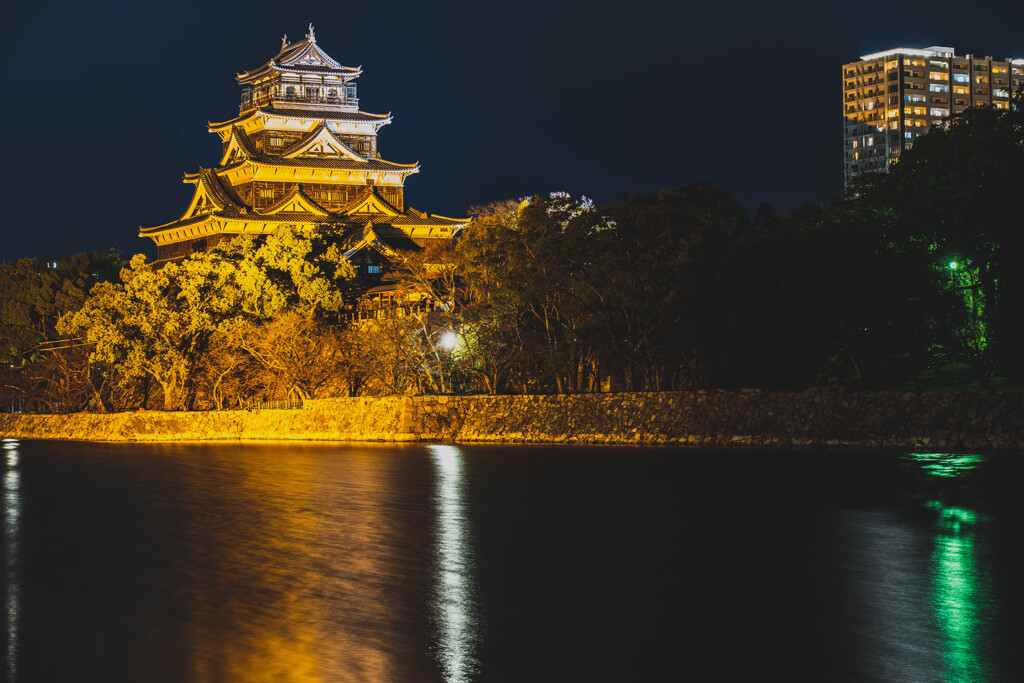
<box><xmin>262</xmin><ymin>185</ymin><xmax>332</xmax><ymax>217</ymax></box>
<box><xmin>342</xmin><ymin>186</ymin><xmax>402</xmax><ymax>217</ymax></box>
<box><xmin>279</xmin><ymin>123</ymin><xmax>366</xmax><ymax>161</ymax></box>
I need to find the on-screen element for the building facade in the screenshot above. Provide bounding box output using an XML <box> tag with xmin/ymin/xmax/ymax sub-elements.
<box><xmin>141</xmin><ymin>25</ymin><xmax>467</xmax><ymax>263</ymax></box>
<box><xmin>843</xmin><ymin>46</ymin><xmax>1024</xmax><ymax>186</ymax></box>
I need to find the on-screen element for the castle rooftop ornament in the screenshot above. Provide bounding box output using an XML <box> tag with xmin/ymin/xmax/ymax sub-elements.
<box><xmin>140</xmin><ymin>26</ymin><xmax>468</xmax><ymax>263</ymax></box>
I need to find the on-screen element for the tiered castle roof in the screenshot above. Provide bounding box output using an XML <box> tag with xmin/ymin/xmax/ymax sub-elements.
<box><xmin>140</xmin><ymin>24</ymin><xmax>467</xmax><ymax>261</ymax></box>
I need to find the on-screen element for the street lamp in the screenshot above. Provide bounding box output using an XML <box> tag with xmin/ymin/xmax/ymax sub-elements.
<box><xmin>439</xmin><ymin>331</ymin><xmax>458</xmax><ymax>351</ymax></box>
<box><xmin>438</xmin><ymin>330</ymin><xmax>459</xmax><ymax>395</ymax></box>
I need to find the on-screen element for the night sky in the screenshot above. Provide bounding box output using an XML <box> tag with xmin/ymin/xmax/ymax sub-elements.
<box><xmin>1</xmin><ymin>0</ymin><xmax>1022</xmax><ymax>261</ymax></box>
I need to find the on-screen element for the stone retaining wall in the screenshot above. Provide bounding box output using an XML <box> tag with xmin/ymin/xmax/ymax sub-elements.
<box><xmin>0</xmin><ymin>397</ymin><xmax>410</xmax><ymax>443</ymax></box>
<box><xmin>1</xmin><ymin>389</ymin><xmax>1022</xmax><ymax>449</ymax></box>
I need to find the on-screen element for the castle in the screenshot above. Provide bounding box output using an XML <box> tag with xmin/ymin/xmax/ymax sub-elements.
<box><xmin>140</xmin><ymin>24</ymin><xmax>468</xmax><ymax>267</ymax></box>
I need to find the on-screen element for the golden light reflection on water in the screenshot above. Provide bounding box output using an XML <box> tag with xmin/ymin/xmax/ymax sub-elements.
<box><xmin>161</xmin><ymin>446</ymin><xmax>421</xmax><ymax>682</ymax></box>
<box><xmin>430</xmin><ymin>445</ymin><xmax>478</xmax><ymax>682</ymax></box>
<box><xmin>3</xmin><ymin>439</ymin><xmax>20</xmax><ymax>683</ymax></box>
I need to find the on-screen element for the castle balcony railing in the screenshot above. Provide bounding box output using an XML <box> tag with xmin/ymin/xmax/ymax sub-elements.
<box><xmin>241</xmin><ymin>93</ymin><xmax>359</xmax><ymax>114</ymax></box>
<box><xmin>341</xmin><ymin>302</ymin><xmax>448</xmax><ymax>323</ymax></box>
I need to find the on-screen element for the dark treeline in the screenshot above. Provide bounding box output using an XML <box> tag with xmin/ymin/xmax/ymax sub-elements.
<box><xmin>3</xmin><ymin>92</ymin><xmax>1022</xmax><ymax>412</ymax></box>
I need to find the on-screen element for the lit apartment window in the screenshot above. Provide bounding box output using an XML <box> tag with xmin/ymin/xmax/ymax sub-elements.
<box><xmin>852</xmin><ymin>140</ymin><xmax>859</xmax><ymax>149</ymax></box>
<box><xmin>867</xmin><ymin>101</ymin><xmax>874</xmax><ymax>110</ymax></box>
<box><xmin>975</xmin><ymin>75</ymin><xmax>988</xmax><ymax>84</ymax></box>
<box><xmin>929</xmin><ymin>71</ymin><xmax>949</xmax><ymax>81</ymax></box>
<box><xmin>953</xmin><ymin>74</ymin><xmax>969</xmax><ymax>83</ymax></box>
<box><xmin>954</xmin><ymin>86</ymin><xmax>969</xmax><ymax>95</ymax></box>
<box><xmin>993</xmin><ymin>66</ymin><xmax>1007</xmax><ymax>74</ymax></box>
<box><xmin>866</xmin><ymin>137</ymin><xmax>874</xmax><ymax>146</ymax></box>
<box><xmin>930</xmin><ymin>108</ymin><xmax>948</xmax><ymax>117</ymax></box>
<box><xmin>905</xmin><ymin>132</ymin><xmax>914</xmax><ymax>139</ymax></box>
<box><xmin>993</xmin><ymin>89</ymin><xmax>1009</xmax><ymax>98</ymax></box>
<box><xmin>912</xmin><ymin>106</ymin><xmax>926</xmax><ymax>116</ymax></box>
<box><xmin>930</xmin><ymin>84</ymin><xmax>948</xmax><ymax>92</ymax></box>
<box><xmin>995</xmin><ymin>101</ymin><xmax>1009</xmax><ymax>109</ymax></box>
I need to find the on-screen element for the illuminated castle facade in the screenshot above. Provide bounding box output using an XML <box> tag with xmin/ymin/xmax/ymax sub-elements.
<box><xmin>141</xmin><ymin>24</ymin><xmax>468</xmax><ymax>262</ymax></box>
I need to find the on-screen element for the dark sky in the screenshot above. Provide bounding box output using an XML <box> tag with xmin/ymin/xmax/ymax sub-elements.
<box><xmin>1</xmin><ymin>0</ymin><xmax>1022</xmax><ymax>260</ymax></box>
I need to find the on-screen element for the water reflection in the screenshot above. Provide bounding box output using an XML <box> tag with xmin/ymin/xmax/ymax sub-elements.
<box><xmin>3</xmin><ymin>439</ymin><xmax>19</xmax><ymax>683</ymax></box>
<box><xmin>430</xmin><ymin>445</ymin><xmax>477</xmax><ymax>682</ymax></box>
<box><xmin>908</xmin><ymin>452</ymin><xmax>991</xmax><ymax>683</ymax></box>
<box><xmin>3</xmin><ymin>442</ymin><xmax>1021</xmax><ymax>681</ymax></box>
<box><xmin>173</xmin><ymin>447</ymin><xmax>419</xmax><ymax>682</ymax></box>
<box><xmin>908</xmin><ymin>452</ymin><xmax>985</xmax><ymax>479</ymax></box>
<box><xmin>931</xmin><ymin>509</ymin><xmax>985</xmax><ymax>683</ymax></box>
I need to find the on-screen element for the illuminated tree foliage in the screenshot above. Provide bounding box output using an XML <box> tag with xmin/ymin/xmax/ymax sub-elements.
<box><xmin>856</xmin><ymin>90</ymin><xmax>1024</xmax><ymax>383</ymax></box>
<box><xmin>0</xmin><ymin>252</ymin><xmax>121</xmax><ymax>365</ymax></box>
<box><xmin>58</xmin><ymin>228</ymin><xmax>355</xmax><ymax>410</ymax></box>
<box><xmin>0</xmin><ymin>252</ymin><xmax>122</xmax><ymax>411</ymax></box>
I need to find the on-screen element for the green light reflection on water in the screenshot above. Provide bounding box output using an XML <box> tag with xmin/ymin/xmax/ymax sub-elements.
<box><xmin>907</xmin><ymin>452</ymin><xmax>986</xmax><ymax>479</ymax></box>
<box><xmin>906</xmin><ymin>452</ymin><xmax>990</xmax><ymax>681</ymax></box>
<box><xmin>930</xmin><ymin>507</ymin><xmax>985</xmax><ymax>683</ymax></box>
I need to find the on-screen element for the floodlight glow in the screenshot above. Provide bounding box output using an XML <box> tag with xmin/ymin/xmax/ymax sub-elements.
<box><xmin>439</xmin><ymin>331</ymin><xmax>458</xmax><ymax>350</ymax></box>
<box><xmin>949</xmin><ymin>261</ymin><xmax>958</xmax><ymax>270</ymax></box>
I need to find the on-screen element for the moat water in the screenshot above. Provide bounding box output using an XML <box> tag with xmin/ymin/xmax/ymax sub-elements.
<box><xmin>2</xmin><ymin>440</ymin><xmax>1022</xmax><ymax>682</ymax></box>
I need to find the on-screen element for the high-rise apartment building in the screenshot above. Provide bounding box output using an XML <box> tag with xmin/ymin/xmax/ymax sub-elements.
<box><xmin>843</xmin><ymin>46</ymin><xmax>1024</xmax><ymax>186</ymax></box>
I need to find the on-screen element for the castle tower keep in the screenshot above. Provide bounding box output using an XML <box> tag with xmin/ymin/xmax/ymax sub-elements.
<box><xmin>140</xmin><ymin>24</ymin><xmax>468</xmax><ymax>262</ymax></box>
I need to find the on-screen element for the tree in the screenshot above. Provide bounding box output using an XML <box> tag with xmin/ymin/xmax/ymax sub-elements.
<box><xmin>59</xmin><ymin>255</ymin><xmax>229</xmax><ymax>410</ymax></box>
<box><xmin>709</xmin><ymin>198</ymin><xmax>959</xmax><ymax>389</ymax></box>
<box><xmin>236</xmin><ymin>312</ymin><xmax>350</xmax><ymax>400</ymax></box>
<box><xmin>859</xmin><ymin>93</ymin><xmax>1024</xmax><ymax>383</ymax></box>
<box><xmin>584</xmin><ymin>183</ymin><xmax>741</xmax><ymax>390</ymax></box>
<box><xmin>59</xmin><ymin>228</ymin><xmax>358</xmax><ymax>410</ymax></box>
<box><xmin>0</xmin><ymin>252</ymin><xmax>122</xmax><ymax>365</ymax></box>
<box><xmin>0</xmin><ymin>252</ymin><xmax>123</xmax><ymax>412</ymax></box>
<box><xmin>231</xmin><ymin>227</ymin><xmax>355</xmax><ymax>319</ymax></box>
